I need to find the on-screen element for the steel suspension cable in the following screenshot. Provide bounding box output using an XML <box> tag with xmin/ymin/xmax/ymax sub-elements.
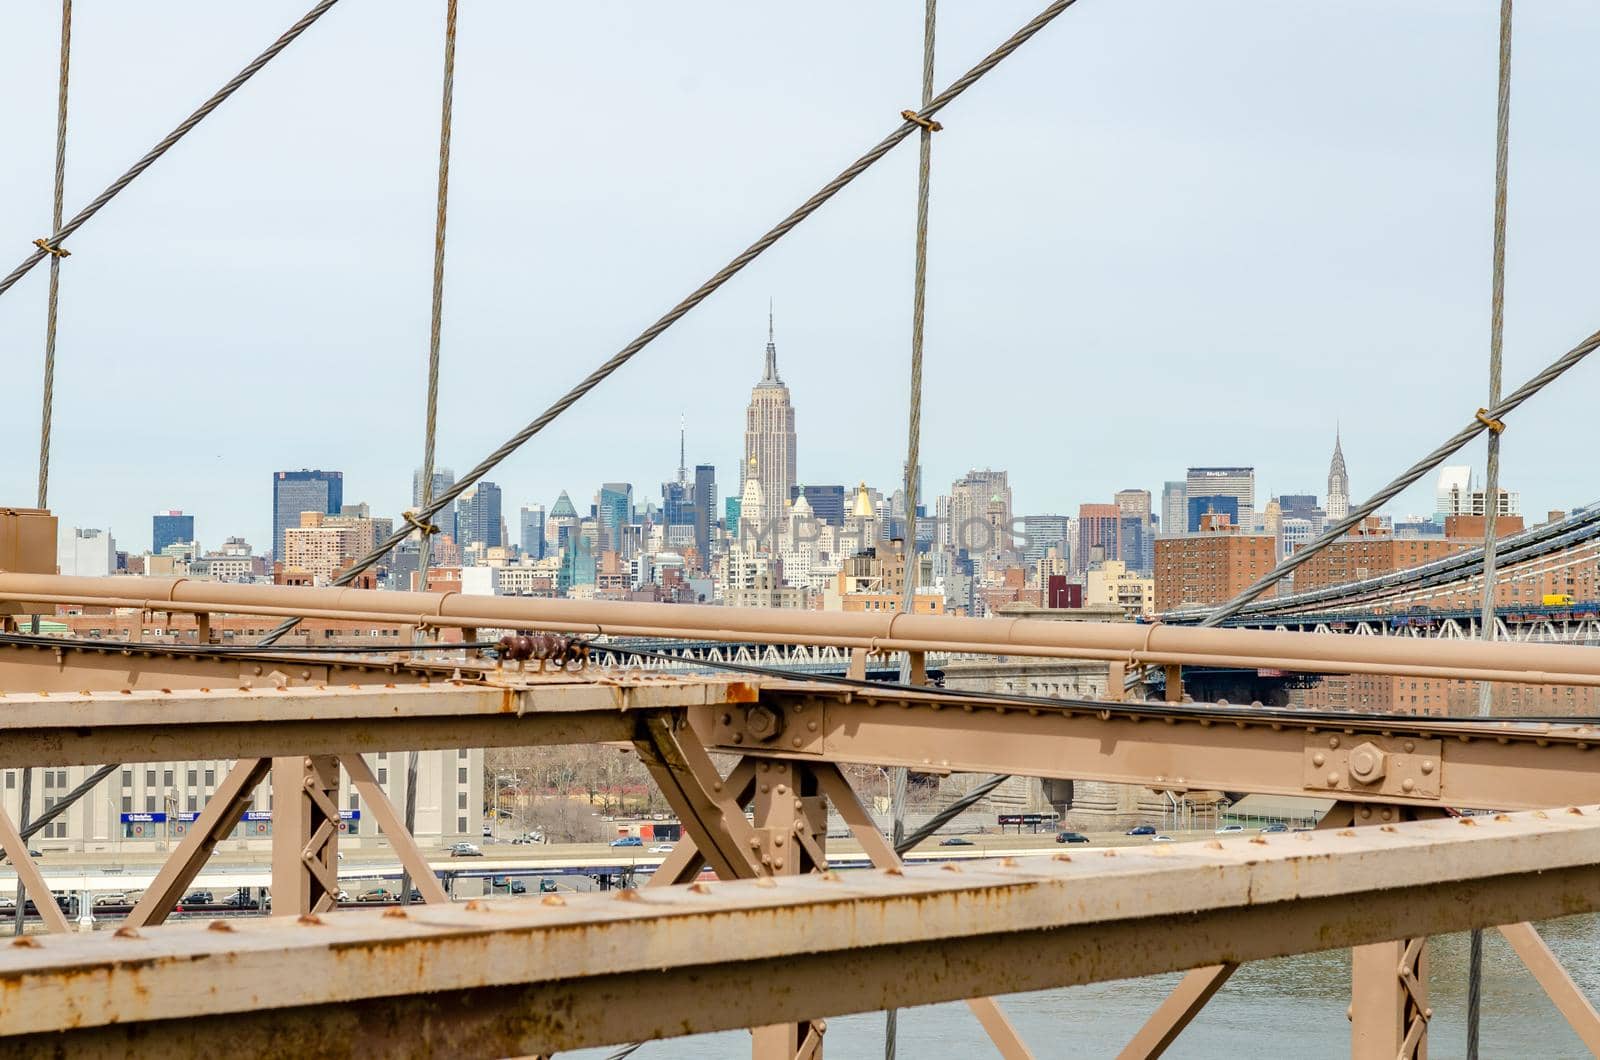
<box><xmin>888</xmin><ymin>3</ymin><xmax>938</xmax><ymax>1056</ymax></box>
<box><xmin>36</xmin><ymin>0</ymin><xmax>73</xmax><ymax>509</ymax></box>
<box><xmin>17</xmin><ymin>0</ymin><xmax>73</xmax><ymax>939</ymax></box>
<box><xmin>257</xmin><ymin>0</ymin><xmax>1083</xmax><ymax>647</ymax></box>
<box><xmin>403</xmin><ymin>0</ymin><xmax>459</xmax><ymax>910</ymax></box>
<box><xmin>1469</xmin><ymin>4</ymin><xmax>1514</xmax><ymax>1054</ymax></box>
<box><xmin>0</xmin><ymin>0</ymin><xmax>342</xmax><ymax>300</ymax></box>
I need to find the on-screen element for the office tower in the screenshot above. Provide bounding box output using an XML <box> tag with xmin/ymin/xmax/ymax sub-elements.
<box><xmin>1020</xmin><ymin>515</ymin><xmax>1069</xmax><ymax>569</ymax></box>
<box><xmin>151</xmin><ymin>510</ymin><xmax>194</xmax><ymax>555</ymax></box>
<box><xmin>597</xmin><ymin>483</ymin><xmax>633</xmax><ymax>555</ymax></box>
<box><xmin>455</xmin><ymin>481</ymin><xmax>503</xmax><ymax>550</ymax></box>
<box><xmin>693</xmin><ymin>464</ymin><xmax>717</xmax><ymax>562</ymax></box>
<box><xmin>412</xmin><ymin>465</ymin><xmax>457</xmax><ymax>543</ymax></box>
<box><xmin>1160</xmin><ymin>481</ymin><xmax>1187</xmax><ymax>537</ymax></box>
<box><xmin>519</xmin><ymin>504</ymin><xmax>546</xmax><ymax>559</ymax></box>
<box><xmin>1184</xmin><ymin>467</ymin><xmax>1254</xmax><ymax>531</ymax></box>
<box><xmin>743</xmin><ymin>306</ymin><xmax>797</xmax><ymax>525</ymax></box>
<box><xmin>1076</xmin><ymin>504</ymin><xmax>1121</xmax><ymax>571</ymax></box>
<box><xmin>272</xmin><ymin>470</ymin><xmax>343</xmax><ymax>561</ymax></box>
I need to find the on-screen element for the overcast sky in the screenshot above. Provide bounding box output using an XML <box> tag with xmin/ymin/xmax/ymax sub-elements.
<box><xmin>2</xmin><ymin>1</ymin><xmax>1598</xmax><ymax>553</ymax></box>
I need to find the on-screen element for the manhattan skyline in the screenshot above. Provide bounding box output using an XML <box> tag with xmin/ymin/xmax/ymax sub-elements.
<box><xmin>3</xmin><ymin>2</ymin><xmax>1597</xmax><ymax>550</ymax></box>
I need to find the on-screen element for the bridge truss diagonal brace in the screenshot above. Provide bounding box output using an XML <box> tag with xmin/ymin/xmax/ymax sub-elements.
<box><xmin>271</xmin><ymin>755</ymin><xmax>341</xmax><ymax>916</ymax></box>
<box><xmin>646</xmin><ymin>759</ymin><xmax>759</xmax><ymax>889</ymax></box>
<box><xmin>126</xmin><ymin>758</ymin><xmax>270</xmax><ymax>929</ymax></box>
<box><xmin>340</xmin><ymin>754</ymin><xmax>447</xmax><ymax>905</ymax></box>
<box><xmin>809</xmin><ymin>762</ymin><xmax>1034</xmax><ymax>1060</ymax></box>
<box><xmin>1498</xmin><ymin>921</ymin><xmax>1600</xmax><ymax>1052</ymax></box>
<box><xmin>1115</xmin><ymin>963</ymin><xmax>1238</xmax><ymax>1060</ymax></box>
<box><xmin>634</xmin><ymin>713</ymin><xmax>763</xmax><ymax>880</ymax></box>
<box><xmin>0</xmin><ymin>803</ymin><xmax>68</xmax><ymax>934</ymax></box>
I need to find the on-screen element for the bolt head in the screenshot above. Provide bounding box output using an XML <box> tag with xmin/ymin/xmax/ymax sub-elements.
<box><xmin>1312</xmin><ymin>752</ymin><xmax>1326</xmax><ymax>767</ymax></box>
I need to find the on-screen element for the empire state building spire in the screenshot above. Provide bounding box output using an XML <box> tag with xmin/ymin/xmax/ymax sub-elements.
<box><xmin>762</xmin><ymin>298</ymin><xmax>782</xmax><ymax>384</ymax></box>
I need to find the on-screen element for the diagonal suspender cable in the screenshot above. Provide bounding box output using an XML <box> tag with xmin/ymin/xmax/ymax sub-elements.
<box><xmin>17</xmin><ymin>0</ymin><xmax>73</xmax><ymax>939</ymax></box>
<box><xmin>888</xmin><ymin>3</ymin><xmax>937</xmax><ymax>1056</ymax></box>
<box><xmin>257</xmin><ymin>0</ymin><xmax>1083</xmax><ymax>647</ymax></box>
<box><xmin>36</xmin><ymin>0</ymin><xmax>73</xmax><ymax>509</ymax></box>
<box><xmin>402</xmin><ymin>0</ymin><xmax>458</xmax><ymax>910</ymax></box>
<box><xmin>1468</xmin><ymin>5</ymin><xmax>1513</xmax><ymax>1055</ymax></box>
<box><xmin>0</xmin><ymin>0</ymin><xmax>342</xmax><ymax>300</ymax></box>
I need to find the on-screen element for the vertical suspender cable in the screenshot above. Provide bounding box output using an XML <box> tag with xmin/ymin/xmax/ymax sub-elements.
<box><xmin>401</xmin><ymin>0</ymin><xmax>458</xmax><ymax>908</ymax></box>
<box><xmin>18</xmin><ymin>0</ymin><xmax>73</xmax><ymax>938</ymax></box>
<box><xmin>1468</xmin><ymin>2</ymin><xmax>1513</xmax><ymax>1054</ymax></box>
<box><xmin>887</xmin><ymin>3</ymin><xmax>937</xmax><ymax>1057</ymax></box>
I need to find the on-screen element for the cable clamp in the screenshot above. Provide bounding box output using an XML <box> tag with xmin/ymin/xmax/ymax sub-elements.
<box><xmin>32</xmin><ymin>237</ymin><xmax>69</xmax><ymax>259</ymax></box>
<box><xmin>403</xmin><ymin>510</ymin><xmax>440</xmax><ymax>536</ymax></box>
<box><xmin>1475</xmin><ymin>408</ymin><xmax>1506</xmax><ymax>434</ymax></box>
<box><xmin>901</xmin><ymin>109</ymin><xmax>944</xmax><ymax>132</ymax></box>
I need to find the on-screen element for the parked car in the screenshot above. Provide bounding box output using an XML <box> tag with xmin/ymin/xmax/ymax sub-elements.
<box><xmin>181</xmin><ymin>890</ymin><xmax>213</xmax><ymax>905</ymax></box>
<box><xmin>92</xmin><ymin>893</ymin><xmax>128</xmax><ymax>908</ymax></box>
<box><xmin>483</xmin><ymin>825</ymin><xmax>494</xmax><ymax>837</ymax></box>
<box><xmin>1215</xmin><ymin>824</ymin><xmax>1245</xmax><ymax>834</ymax></box>
<box><xmin>649</xmin><ymin>844</ymin><xmax>675</xmax><ymax>853</ymax></box>
<box><xmin>939</xmin><ymin>836</ymin><xmax>974</xmax><ymax>846</ymax></box>
<box><xmin>334</xmin><ymin>889</ymin><xmax>350</xmax><ymax>903</ymax></box>
<box><xmin>610</xmin><ymin>836</ymin><xmax>643</xmax><ymax>848</ymax></box>
<box><xmin>356</xmin><ymin>887</ymin><xmax>397</xmax><ymax>903</ymax></box>
<box><xmin>27</xmin><ymin>849</ymin><xmax>42</xmax><ymax>858</ymax></box>
<box><xmin>448</xmin><ymin>842</ymin><xmax>484</xmax><ymax>857</ymax></box>
<box><xmin>539</xmin><ymin>879</ymin><xmax>559</xmax><ymax>893</ymax></box>
<box><xmin>222</xmin><ymin>890</ymin><xmax>256</xmax><ymax>909</ymax></box>
<box><xmin>1150</xmin><ymin>835</ymin><xmax>1175</xmax><ymax>843</ymax></box>
<box><xmin>1055</xmin><ymin>831</ymin><xmax>1090</xmax><ymax>844</ymax></box>
<box><xmin>1126</xmin><ymin>825</ymin><xmax>1157</xmax><ymax>836</ymax></box>
<box><xmin>491</xmin><ymin>875</ymin><xmax>527</xmax><ymax>894</ymax></box>
<box><xmin>1261</xmin><ymin>822</ymin><xmax>1289</xmax><ymax>834</ymax></box>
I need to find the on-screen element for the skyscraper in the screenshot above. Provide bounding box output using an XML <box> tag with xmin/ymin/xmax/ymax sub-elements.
<box><xmin>455</xmin><ymin>481</ymin><xmax>503</xmax><ymax>550</ymax></box>
<box><xmin>663</xmin><ymin>419</ymin><xmax>697</xmax><ymax>532</ymax></box>
<box><xmin>1185</xmin><ymin>467</ymin><xmax>1255</xmax><ymax>531</ymax></box>
<box><xmin>272</xmin><ymin>470</ymin><xmax>342</xmax><ymax>561</ymax></box>
<box><xmin>1160</xmin><ymin>481</ymin><xmax>1187</xmax><ymax>537</ymax></box>
<box><xmin>413</xmin><ymin>465</ymin><xmax>457</xmax><ymax>543</ymax></box>
<box><xmin>548</xmin><ymin>491</ymin><xmax>579</xmax><ymax>552</ymax></box>
<box><xmin>151</xmin><ymin>510</ymin><xmax>194</xmax><ymax>555</ymax></box>
<box><xmin>1326</xmin><ymin>429</ymin><xmax>1350</xmax><ymax>522</ymax></box>
<box><xmin>597</xmin><ymin>484</ymin><xmax>633</xmax><ymax>555</ymax></box>
<box><xmin>1077</xmin><ymin>503</ymin><xmax>1121</xmax><ymax>572</ymax></box>
<box><xmin>519</xmin><ymin>504</ymin><xmax>546</xmax><ymax>559</ymax></box>
<box><xmin>743</xmin><ymin>306</ymin><xmax>797</xmax><ymax>527</ymax></box>
<box><xmin>693</xmin><ymin>464</ymin><xmax>717</xmax><ymax>564</ymax></box>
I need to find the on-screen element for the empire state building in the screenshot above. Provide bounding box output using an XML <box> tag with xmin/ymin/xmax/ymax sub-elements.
<box><xmin>743</xmin><ymin>309</ymin><xmax>797</xmax><ymax>519</ymax></box>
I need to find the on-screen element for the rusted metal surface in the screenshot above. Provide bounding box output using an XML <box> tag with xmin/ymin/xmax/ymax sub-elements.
<box><xmin>1351</xmin><ymin>938</ymin><xmax>1428</xmax><ymax>1058</ymax></box>
<box><xmin>0</xmin><ymin>679</ymin><xmax>748</xmax><ymax>767</ymax></box>
<box><xmin>737</xmin><ymin>687</ymin><xmax>1600</xmax><ymax>811</ymax></box>
<box><xmin>1</xmin><ymin>808</ymin><xmax>1597</xmax><ymax>1056</ymax></box>
<box><xmin>13</xmin><ymin>572</ymin><xmax>1600</xmax><ymax>684</ymax></box>
<box><xmin>633</xmin><ymin>714</ymin><xmax>763</xmax><ymax>880</ymax></box>
<box><xmin>272</xmin><ymin>755</ymin><xmax>340</xmax><ymax>916</ymax></box>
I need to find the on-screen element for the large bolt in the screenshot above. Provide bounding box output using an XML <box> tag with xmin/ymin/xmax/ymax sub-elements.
<box><xmin>1347</xmin><ymin>741</ymin><xmax>1388</xmax><ymax>784</ymax></box>
<box><xmin>744</xmin><ymin>705</ymin><xmax>783</xmax><ymax>742</ymax></box>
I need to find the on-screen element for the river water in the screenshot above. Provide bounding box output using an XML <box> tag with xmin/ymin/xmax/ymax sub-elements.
<box><xmin>570</xmin><ymin>915</ymin><xmax>1600</xmax><ymax>1058</ymax></box>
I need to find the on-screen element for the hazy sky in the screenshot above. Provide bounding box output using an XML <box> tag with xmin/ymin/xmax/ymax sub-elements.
<box><xmin>3</xmin><ymin>1</ymin><xmax>1598</xmax><ymax>554</ymax></box>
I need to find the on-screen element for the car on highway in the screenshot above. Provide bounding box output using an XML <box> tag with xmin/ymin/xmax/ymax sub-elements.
<box><xmin>1215</xmin><ymin>824</ymin><xmax>1244</xmax><ymax>834</ymax></box>
<box><xmin>92</xmin><ymin>893</ymin><xmax>128</xmax><ymax>908</ymax></box>
<box><xmin>1055</xmin><ymin>831</ymin><xmax>1090</xmax><ymax>844</ymax></box>
<box><xmin>222</xmin><ymin>890</ymin><xmax>256</xmax><ymax>910</ymax></box>
<box><xmin>334</xmin><ymin>889</ymin><xmax>351</xmax><ymax>903</ymax></box>
<box><xmin>1150</xmin><ymin>835</ymin><xmax>1175</xmax><ymax>843</ymax></box>
<box><xmin>609</xmin><ymin>836</ymin><xmax>643</xmax><ymax>848</ymax></box>
<box><xmin>448</xmin><ymin>842</ymin><xmax>484</xmax><ymax>857</ymax></box>
<box><xmin>649</xmin><ymin>844</ymin><xmax>675</xmax><ymax>853</ymax></box>
<box><xmin>491</xmin><ymin>875</ymin><xmax>527</xmax><ymax>894</ymax></box>
<box><xmin>0</xmin><ymin>896</ymin><xmax>14</xmax><ymax>910</ymax></box>
<box><xmin>1125</xmin><ymin>824</ymin><xmax>1157</xmax><ymax>836</ymax></box>
<box><xmin>356</xmin><ymin>887</ymin><xmax>398</xmax><ymax>903</ymax></box>
<box><xmin>938</xmin><ymin>836</ymin><xmax>975</xmax><ymax>846</ymax></box>
<box><xmin>1261</xmin><ymin>822</ymin><xmax>1289</xmax><ymax>833</ymax></box>
<box><xmin>181</xmin><ymin>890</ymin><xmax>213</xmax><ymax>905</ymax></box>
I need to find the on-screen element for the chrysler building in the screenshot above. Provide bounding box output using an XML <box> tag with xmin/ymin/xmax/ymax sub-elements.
<box><xmin>1326</xmin><ymin>426</ymin><xmax>1350</xmax><ymax>521</ymax></box>
<box><xmin>743</xmin><ymin>306</ymin><xmax>797</xmax><ymax>522</ymax></box>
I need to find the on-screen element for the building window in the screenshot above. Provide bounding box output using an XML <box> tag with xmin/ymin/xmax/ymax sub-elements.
<box><xmin>458</xmin><ymin>749</ymin><xmax>468</xmax><ymax>760</ymax></box>
<box><xmin>205</xmin><ymin>768</ymin><xmax>216</xmax><ymax>787</ymax></box>
<box><xmin>458</xmin><ymin>767</ymin><xmax>467</xmax><ymax>784</ymax></box>
<box><xmin>163</xmin><ymin>769</ymin><xmax>174</xmax><ymax>787</ymax></box>
<box><xmin>121</xmin><ymin>768</ymin><xmax>132</xmax><ymax>788</ymax></box>
<box><xmin>187</xmin><ymin>795</ymin><xmax>198</xmax><ymax>812</ymax></box>
<box><xmin>145</xmin><ymin>768</ymin><xmax>156</xmax><ymax>787</ymax></box>
<box><xmin>121</xmin><ymin>796</ymin><xmax>132</xmax><ymax>813</ymax></box>
<box><xmin>144</xmin><ymin>795</ymin><xmax>156</xmax><ymax>812</ymax></box>
<box><xmin>187</xmin><ymin>769</ymin><xmax>197</xmax><ymax>787</ymax></box>
<box><xmin>458</xmin><ymin>792</ymin><xmax>468</xmax><ymax>810</ymax></box>
<box><xmin>377</xmin><ymin>768</ymin><xmax>387</xmax><ymax>784</ymax></box>
<box><xmin>4</xmin><ymin>772</ymin><xmax>12</xmax><ymax>790</ymax></box>
<box><xmin>457</xmin><ymin>816</ymin><xmax>467</xmax><ymax>834</ymax></box>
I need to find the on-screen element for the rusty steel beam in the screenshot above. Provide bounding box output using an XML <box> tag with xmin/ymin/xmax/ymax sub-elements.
<box><xmin>2</xmin><ymin>809</ymin><xmax>1598</xmax><ymax>1057</ymax></box>
<box><xmin>731</xmin><ymin>687</ymin><xmax>1600</xmax><ymax>812</ymax></box>
<box><xmin>10</xmin><ymin>572</ymin><xmax>1600</xmax><ymax>684</ymax></box>
<box><xmin>0</xmin><ymin>680</ymin><xmax>752</xmax><ymax>767</ymax></box>
<box><xmin>1496</xmin><ymin>921</ymin><xmax>1600</xmax><ymax>1052</ymax></box>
